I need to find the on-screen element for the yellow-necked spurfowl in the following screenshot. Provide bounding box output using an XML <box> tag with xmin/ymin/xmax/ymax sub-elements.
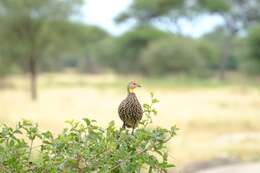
<box><xmin>118</xmin><ymin>81</ymin><xmax>143</xmax><ymax>134</ymax></box>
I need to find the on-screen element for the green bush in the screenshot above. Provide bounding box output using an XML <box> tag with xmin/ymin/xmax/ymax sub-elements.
<box><xmin>140</xmin><ymin>37</ymin><xmax>208</xmax><ymax>76</ymax></box>
<box><xmin>0</xmin><ymin>94</ymin><xmax>178</xmax><ymax>173</ymax></box>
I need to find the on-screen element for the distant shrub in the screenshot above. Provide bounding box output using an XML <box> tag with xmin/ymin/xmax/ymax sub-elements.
<box><xmin>140</xmin><ymin>37</ymin><xmax>208</xmax><ymax>76</ymax></box>
<box><xmin>0</xmin><ymin>94</ymin><xmax>178</xmax><ymax>173</ymax></box>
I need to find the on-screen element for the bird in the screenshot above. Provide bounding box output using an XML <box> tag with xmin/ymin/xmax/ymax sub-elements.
<box><xmin>118</xmin><ymin>81</ymin><xmax>143</xmax><ymax>134</ymax></box>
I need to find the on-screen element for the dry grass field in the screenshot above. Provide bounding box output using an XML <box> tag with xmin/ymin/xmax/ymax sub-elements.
<box><xmin>1</xmin><ymin>73</ymin><xmax>260</xmax><ymax>169</ymax></box>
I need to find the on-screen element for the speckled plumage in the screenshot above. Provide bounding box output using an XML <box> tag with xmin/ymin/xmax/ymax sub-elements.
<box><xmin>118</xmin><ymin>92</ymin><xmax>143</xmax><ymax>130</ymax></box>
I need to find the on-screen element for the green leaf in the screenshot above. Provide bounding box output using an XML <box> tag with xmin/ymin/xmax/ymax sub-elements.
<box><xmin>152</xmin><ymin>109</ymin><xmax>158</xmax><ymax>115</ymax></box>
<box><xmin>83</xmin><ymin>118</ymin><xmax>91</xmax><ymax>126</ymax></box>
<box><xmin>152</xmin><ymin>98</ymin><xmax>159</xmax><ymax>103</ymax></box>
<box><xmin>143</xmin><ymin>103</ymin><xmax>149</xmax><ymax>108</ymax></box>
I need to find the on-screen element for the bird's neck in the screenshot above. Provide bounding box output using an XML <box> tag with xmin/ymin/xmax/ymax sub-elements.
<box><xmin>127</xmin><ymin>88</ymin><xmax>135</xmax><ymax>94</ymax></box>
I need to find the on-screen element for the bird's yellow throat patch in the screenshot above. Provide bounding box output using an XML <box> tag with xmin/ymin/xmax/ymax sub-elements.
<box><xmin>128</xmin><ymin>88</ymin><xmax>135</xmax><ymax>93</ymax></box>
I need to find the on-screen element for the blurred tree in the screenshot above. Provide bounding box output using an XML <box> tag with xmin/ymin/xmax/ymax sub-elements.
<box><xmin>116</xmin><ymin>0</ymin><xmax>185</xmax><ymax>33</ymax></box>
<box><xmin>117</xmin><ymin>0</ymin><xmax>260</xmax><ymax>79</ymax></box>
<box><xmin>40</xmin><ymin>23</ymin><xmax>108</xmax><ymax>73</ymax></box>
<box><xmin>194</xmin><ymin>0</ymin><xmax>260</xmax><ymax>79</ymax></box>
<box><xmin>196</xmin><ymin>39</ymin><xmax>220</xmax><ymax>71</ymax></box>
<box><xmin>92</xmin><ymin>36</ymin><xmax>119</xmax><ymax>71</ymax></box>
<box><xmin>140</xmin><ymin>37</ymin><xmax>209</xmax><ymax>75</ymax></box>
<box><xmin>248</xmin><ymin>25</ymin><xmax>260</xmax><ymax>73</ymax></box>
<box><xmin>113</xmin><ymin>26</ymin><xmax>168</xmax><ymax>73</ymax></box>
<box><xmin>230</xmin><ymin>37</ymin><xmax>248</xmax><ymax>73</ymax></box>
<box><xmin>0</xmin><ymin>0</ymin><xmax>83</xmax><ymax>100</ymax></box>
<box><xmin>203</xmin><ymin>27</ymin><xmax>239</xmax><ymax>71</ymax></box>
<box><xmin>75</xmin><ymin>25</ymin><xmax>109</xmax><ymax>73</ymax></box>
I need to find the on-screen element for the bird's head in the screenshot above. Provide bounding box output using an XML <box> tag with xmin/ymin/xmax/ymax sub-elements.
<box><xmin>127</xmin><ymin>80</ymin><xmax>141</xmax><ymax>93</ymax></box>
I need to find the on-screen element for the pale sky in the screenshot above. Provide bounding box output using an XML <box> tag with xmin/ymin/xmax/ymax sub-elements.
<box><xmin>82</xmin><ymin>0</ymin><xmax>223</xmax><ymax>37</ymax></box>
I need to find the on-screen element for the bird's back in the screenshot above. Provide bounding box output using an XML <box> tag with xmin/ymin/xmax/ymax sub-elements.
<box><xmin>118</xmin><ymin>93</ymin><xmax>143</xmax><ymax>128</ymax></box>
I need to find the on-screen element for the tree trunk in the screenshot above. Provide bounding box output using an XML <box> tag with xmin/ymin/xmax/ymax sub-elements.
<box><xmin>219</xmin><ymin>36</ymin><xmax>231</xmax><ymax>80</ymax></box>
<box><xmin>29</xmin><ymin>54</ymin><xmax>37</xmax><ymax>100</ymax></box>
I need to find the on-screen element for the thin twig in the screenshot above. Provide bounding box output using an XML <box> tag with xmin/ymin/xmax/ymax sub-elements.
<box><xmin>28</xmin><ymin>139</ymin><xmax>34</xmax><ymax>160</ymax></box>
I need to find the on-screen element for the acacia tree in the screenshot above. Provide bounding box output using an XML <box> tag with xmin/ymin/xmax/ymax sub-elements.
<box><xmin>0</xmin><ymin>0</ymin><xmax>83</xmax><ymax>100</ymax></box>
